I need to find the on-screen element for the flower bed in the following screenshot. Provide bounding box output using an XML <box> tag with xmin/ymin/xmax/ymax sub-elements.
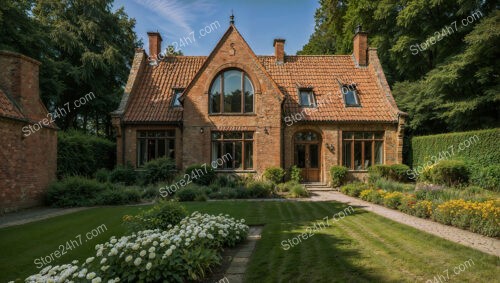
<box><xmin>347</xmin><ymin>186</ymin><xmax>500</xmax><ymax>237</ymax></box>
<box><xmin>22</xmin><ymin>212</ymin><xmax>249</xmax><ymax>282</ymax></box>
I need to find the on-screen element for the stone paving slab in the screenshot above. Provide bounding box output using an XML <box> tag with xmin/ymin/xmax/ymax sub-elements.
<box><xmin>302</xmin><ymin>191</ymin><xmax>500</xmax><ymax>257</ymax></box>
<box><xmin>224</xmin><ymin>226</ymin><xmax>263</xmax><ymax>283</ymax></box>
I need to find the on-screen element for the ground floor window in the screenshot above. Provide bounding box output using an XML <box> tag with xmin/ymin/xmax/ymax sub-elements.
<box><xmin>137</xmin><ymin>130</ymin><xmax>175</xmax><ymax>166</ymax></box>
<box><xmin>211</xmin><ymin>131</ymin><xmax>253</xmax><ymax>170</ymax></box>
<box><xmin>342</xmin><ymin>132</ymin><xmax>383</xmax><ymax>170</ymax></box>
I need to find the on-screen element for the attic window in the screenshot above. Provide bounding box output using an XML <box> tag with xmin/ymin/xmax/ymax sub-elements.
<box><xmin>299</xmin><ymin>89</ymin><xmax>316</xmax><ymax>108</ymax></box>
<box><xmin>341</xmin><ymin>84</ymin><xmax>360</xmax><ymax>107</ymax></box>
<box><xmin>172</xmin><ymin>89</ymin><xmax>183</xmax><ymax>107</ymax></box>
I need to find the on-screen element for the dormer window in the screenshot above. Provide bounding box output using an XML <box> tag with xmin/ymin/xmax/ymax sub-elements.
<box><xmin>299</xmin><ymin>89</ymin><xmax>316</xmax><ymax>107</ymax></box>
<box><xmin>172</xmin><ymin>88</ymin><xmax>183</xmax><ymax>107</ymax></box>
<box><xmin>342</xmin><ymin>84</ymin><xmax>360</xmax><ymax>107</ymax></box>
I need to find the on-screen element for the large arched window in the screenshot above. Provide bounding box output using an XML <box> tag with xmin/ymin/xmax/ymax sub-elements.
<box><xmin>209</xmin><ymin>69</ymin><xmax>254</xmax><ymax>113</ymax></box>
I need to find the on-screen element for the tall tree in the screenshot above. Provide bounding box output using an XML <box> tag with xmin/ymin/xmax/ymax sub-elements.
<box><xmin>0</xmin><ymin>0</ymin><xmax>141</xmax><ymax>137</ymax></box>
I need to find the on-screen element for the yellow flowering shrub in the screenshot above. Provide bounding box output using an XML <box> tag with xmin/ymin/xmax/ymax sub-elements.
<box><xmin>383</xmin><ymin>191</ymin><xmax>404</xmax><ymax>209</ymax></box>
<box><xmin>413</xmin><ymin>200</ymin><xmax>433</xmax><ymax>218</ymax></box>
<box><xmin>434</xmin><ymin>199</ymin><xmax>500</xmax><ymax>237</ymax></box>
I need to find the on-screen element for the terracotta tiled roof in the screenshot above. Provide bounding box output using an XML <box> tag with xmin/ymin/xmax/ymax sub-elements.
<box><xmin>259</xmin><ymin>55</ymin><xmax>399</xmax><ymax>122</ymax></box>
<box><xmin>0</xmin><ymin>89</ymin><xmax>24</xmax><ymax>120</ymax></box>
<box><xmin>123</xmin><ymin>56</ymin><xmax>206</xmax><ymax>123</ymax></box>
<box><xmin>122</xmin><ymin>54</ymin><xmax>401</xmax><ymax>123</ymax></box>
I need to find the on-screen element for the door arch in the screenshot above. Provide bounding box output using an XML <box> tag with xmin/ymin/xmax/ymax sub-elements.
<box><xmin>294</xmin><ymin>131</ymin><xmax>321</xmax><ymax>182</ymax></box>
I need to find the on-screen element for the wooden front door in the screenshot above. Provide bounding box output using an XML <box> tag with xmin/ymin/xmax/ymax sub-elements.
<box><xmin>294</xmin><ymin>131</ymin><xmax>321</xmax><ymax>182</ymax></box>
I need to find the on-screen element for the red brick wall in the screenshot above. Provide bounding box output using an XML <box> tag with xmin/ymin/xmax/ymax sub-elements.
<box><xmin>181</xmin><ymin>27</ymin><xmax>283</xmax><ymax>175</ymax></box>
<box><xmin>0</xmin><ymin>117</ymin><xmax>57</xmax><ymax>213</ymax></box>
<box><xmin>0</xmin><ymin>51</ymin><xmax>57</xmax><ymax>213</ymax></box>
<box><xmin>284</xmin><ymin>123</ymin><xmax>400</xmax><ymax>184</ymax></box>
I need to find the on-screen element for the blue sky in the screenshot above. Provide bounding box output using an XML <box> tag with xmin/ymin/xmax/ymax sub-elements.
<box><xmin>113</xmin><ymin>0</ymin><xmax>319</xmax><ymax>56</ymax></box>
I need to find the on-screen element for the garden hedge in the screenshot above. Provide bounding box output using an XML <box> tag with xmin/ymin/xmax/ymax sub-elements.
<box><xmin>57</xmin><ymin>131</ymin><xmax>116</xmax><ymax>177</ymax></box>
<box><xmin>409</xmin><ymin>128</ymin><xmax>500</xmax><ymax>170</ymax></box>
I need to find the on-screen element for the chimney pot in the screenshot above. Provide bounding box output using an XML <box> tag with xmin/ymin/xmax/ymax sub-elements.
<box><xmin>147</xmin><ymin>32</ymin><xmax>163</xmax><ymax>60</ymax></box>
<box><xmin>273</xmin><ymin>39</ymin><xmax>285</xmax><ymax>64</ymax></box>
<box><xmin>353</xmin><ymin>26</ymin><xmax>368</xmax><ymax>66</ymax></box>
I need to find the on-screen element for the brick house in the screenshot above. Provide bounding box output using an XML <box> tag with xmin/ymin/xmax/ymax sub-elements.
<box><xmin>0</xmin><ymin>51</ymin><xmax>57</xmax><ymax>213</ymax></box>
<box><xmin>112</xmin><ymin>21</ymin><xmax>406</xmax><ymax>184</ymax></box>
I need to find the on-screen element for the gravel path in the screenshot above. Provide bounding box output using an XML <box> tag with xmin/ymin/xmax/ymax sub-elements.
<box><xmin>303</xmin><ymin>191</ymin><xmax>500</xmax><ymax>257</ymax></box>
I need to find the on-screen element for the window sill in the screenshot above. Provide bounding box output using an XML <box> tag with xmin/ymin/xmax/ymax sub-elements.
<box><xmin>215</xmin><ymin>169</ymin><xmax>257</xmax><ymax>173</ymax></box>
<box><xmin>209</xmin><ymin>113</ymin><xmax>257</xmax><ymax>116</ymax></box>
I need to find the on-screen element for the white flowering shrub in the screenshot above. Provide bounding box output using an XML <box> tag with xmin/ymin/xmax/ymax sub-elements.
<box><xmin>21</xmin><ymin>212</ymin><xmax>248</xmax><ymax>283</ymax></box>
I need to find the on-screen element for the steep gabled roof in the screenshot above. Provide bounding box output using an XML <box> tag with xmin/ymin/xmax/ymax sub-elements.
<box><xmin>122</xmin><ymin>56</ymin><xmax>205</xmax><ymax>123</ymax></box>
<box><xmin>118</xmin><ymin>25</ymin><xmax>403</xmax><ymax>124</ymax></box>
<box><xmin>259</xmin><ymin>55</ymin><xmax>400</xmax><ymax>122</ymax></box>
<box><xmin>0</xmin><ymin>89</ymin><xmax>24</xmax><ymax>120</ymax></box>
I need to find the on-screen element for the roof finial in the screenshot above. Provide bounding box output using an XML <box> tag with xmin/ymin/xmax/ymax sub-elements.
<box><xmin>230</xmin><ymin>10</ymin><xmax>234</xmax><ymax>25</ymax></box>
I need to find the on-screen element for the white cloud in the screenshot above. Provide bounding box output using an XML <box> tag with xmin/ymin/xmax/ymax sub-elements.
<box><xmin>134</xmin><ymin>0</ymin><xmax>214</xmax><ymax>33</ymax></box>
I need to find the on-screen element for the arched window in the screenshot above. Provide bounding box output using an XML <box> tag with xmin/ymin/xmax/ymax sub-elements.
<box><xmin>209</xmin><ymin>69</ymin><xmax>254</xmax><ymax>113</ymax></box>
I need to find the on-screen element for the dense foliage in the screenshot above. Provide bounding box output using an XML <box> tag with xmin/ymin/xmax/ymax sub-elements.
<box><xmin>122</xmin><ymin>201</ymin><xmax>188</xmax><ymax>232</ymax></box>
<box><xmin>409</xmin><ymin>128</ymin><xmax>500</xmax><ymax>169</ymax></box>
<box><xmin>184</xmin><ymin>164</ymin><xmax>216</xmax><ymax>186</ymax></box>
<box><xmin>329</xmin><ymin>166</ymin><xmax>349</xmax><ymax>187</ymax></box>
<box><xmin>140</xmin><ymin>157</ymin><xmax>176</xmax><ymax>185</ymax></box>
<box><xmin>45</xmin><ymin>176</ymin><xmax>141</xmax><ymax>207</ymax></box>
<box><xmin>263</xmin><ymin>167</ymin><xmax>286</xmax><ymax>184</ymax></box>
<box><xmin>57</xmin><ymin>131</ymin><xmax>115</xmax><ymax>177</ymax></box>
<box><xmin>299</xmin><ymin>0</ymin><xmax>499</xmax><ymax>135</ymax></box>
<box><xmin>0</xmin><ymin>0</ymin><xmax>140</xmax><ymax>136</ymax></box>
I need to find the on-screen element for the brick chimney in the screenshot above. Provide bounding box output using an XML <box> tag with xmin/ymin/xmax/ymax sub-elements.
<box><xmin>273</xmin><ymin>39</ymin><xmax>285</xmax><ymax>64</ymax></box>
<box><xmin>353</xmin><ymin>25</ymin><xmax>368</xmax><ymax>66</ymax></box>
<box><xmin>147</xmin><ymin>32</ymin><xmax>162</xmax><ymax>59</ymax></box>
<box><xmin>0</xmin><ymin>51</ymin><xmax>46</xmax><ymax>119</ymax></box>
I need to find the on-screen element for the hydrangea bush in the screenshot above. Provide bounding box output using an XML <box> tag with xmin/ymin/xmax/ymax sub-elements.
<box><xmin>22</xmin><ymin>212</ymin><xmax>249</xmax><ymax>283</ymax></box>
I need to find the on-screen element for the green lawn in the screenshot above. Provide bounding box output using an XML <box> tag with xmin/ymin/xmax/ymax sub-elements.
<box><xmin>1</xmin><ymin>201</ymin><xmax>498</xmax><ymax>282</ymax></box>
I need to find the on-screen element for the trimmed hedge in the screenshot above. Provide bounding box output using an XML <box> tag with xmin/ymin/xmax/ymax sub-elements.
<box><xmin>185</xmin><ymin>164</ymin><xmax>216</xmax><ymax>185</ymax></box>
<box><xmin>57</xmin><ymin>131</ymin><xmax>115</xmax><ymax>177</ymax></box>
<box><xmin>409</xmin><ymin>128</ymin><xmax>500</xmax><ymax>170</ymax></box>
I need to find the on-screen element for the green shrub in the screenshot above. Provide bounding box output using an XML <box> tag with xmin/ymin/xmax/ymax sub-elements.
<box><xmin>94</xmin><ymin>168</ymin><xmax>110</xmax><ymax>183</ymax></box>
<box><xmin>209</xmin><ymin>187</ymin><xmax>238</xmax><ymax>199</ymax></box>
<box><xmin>246</xmin><ymin>181</ymin><xmax>273</xmax><ymax>198</ymax></box>
<box><xmin>340</xmin><ymin>182</ymin><xmax>370</xmax><ymax>197</ymax></box>
<box><xmin>263</xmin><ymin>166</ymin><xmax>286</xmax><ymax>184</ymax></box>
<box><xmin>57</xmin><ymin>131</ymin><xmax>115</xmax><ymax>177</ymax></box>
<box><xmin>430</xmin><ymin>160</ymin><xmax>469</xmax><ymax>186</ymax></box>
<box><xmin>410</xmin><ymin>129</ymin><xmax>499</xmax><ymax>179</ymax></box>
<box><xmin>214</xmin><ymin>175</ymin><xmax>238</xmax><ymax>188</ymax></box>
<box><xmin>140</xmin><ymin>157</ymin><xmax>176</xmax><ymax>185</ymax></box>
<box><xmin>176</xmin><ymin>187</ymin><xmax>197</xmax><ymax>202</ymax></box>
<box><xmin>289</xmin><ymin>165</ymin><xmax>302</xmax><ymax>183</ymax></box>
<box><xmin>330</xmin><ymin>166</ymin><xmax>349</xmax><ymax>187</ymax></box>
<box><xmin>109</xmin><ymin>164</ymin><xmax>137</xmax><ymax>185</ymax></box>
<box><xmin>289</xmin><ymin>183</ymin><xmax>309</xmax><ymax>198</ymax></box>
<box><xmin>277</xmin><ymin>181</ymin><xmax>300</xmax><ymax>192</ymax></box>
<box><xmin>368</xmin><ymin>165</ymin><xmax>391</xmax><ymax>183</ymax></box>
<box><xmin>45</xmin><ymin>176</ymin><xmax>107</xmax><ymax>207</ymax></box>
<box><xmin>471</xmin><ymin>165</ymin><xmax>500</xmax><ymax>191</ymax></box>
<box><xmin>95</xmin><ymin>187</ymin><xmax>141</xmax><ymax>205</ymax></box>
<box><xmin>374</xmin><ymin>178</ymin><xmax>414</xmax><ymax>192</ymax></box>
<box><xmin>123</xmin><ymin>200</ymin><xmax>188</xmax><ymax>232</ymax></box>
<box><xmin>185</xmin><ymin>164</ymin><xmax>216</xmax><ymax>185</ymax></box>
<box><xmin>389</xmin><ymin>164</ymin><xmax>410</xmax><ymax>182</ymax></box>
